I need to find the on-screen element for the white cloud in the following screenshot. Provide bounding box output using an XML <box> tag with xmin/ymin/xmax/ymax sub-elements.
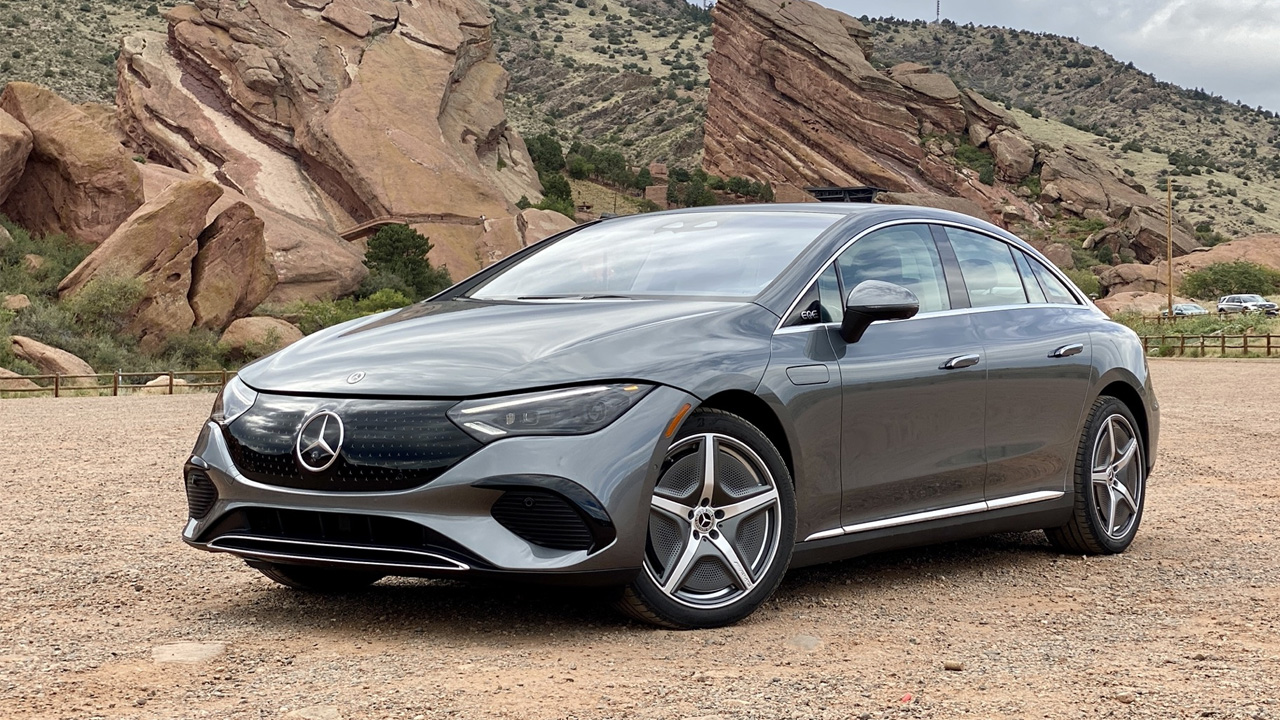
<box><xmin>816</xmin><ymin>0</ymin><xmax>1280</xmax><ymax>110</ymax></box>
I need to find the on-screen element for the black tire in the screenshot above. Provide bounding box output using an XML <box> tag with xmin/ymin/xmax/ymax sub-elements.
<box><xmin>250</xmin><ymin>561</ymin><xmax>384</xmax><ymax>592</ymax></box>
<box><xmin>1046</xmin><ymin>396</ymin><xmax>1146</xmax><ymax>554</ymax></box>
<box><xmin>617</xmin><ymin>408</ymin><xmax>796</xmax><ymax>629</ymax></box>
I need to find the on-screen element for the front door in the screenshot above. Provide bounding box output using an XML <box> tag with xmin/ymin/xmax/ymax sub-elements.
<box><xmin>835</xmin><ymin>224</ymin><xmax>988</xmax><ymax>529</ymax></box>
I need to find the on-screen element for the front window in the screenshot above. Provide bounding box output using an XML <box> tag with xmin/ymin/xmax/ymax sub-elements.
<box><xmin>467</xmin><ymin>211</ymin><xmax>842</xmax><ymax>301</ymax></box>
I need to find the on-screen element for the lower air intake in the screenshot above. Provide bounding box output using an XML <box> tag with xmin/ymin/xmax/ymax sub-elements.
<box><xmin>184</xmin><ymin>469</ymin><xmax>217</xmax><ymax>519</ymax></box>
<box><xmin>491</xmin><ymin>489</ymin><xmax>595</xmax><ymax>551</ymax></box>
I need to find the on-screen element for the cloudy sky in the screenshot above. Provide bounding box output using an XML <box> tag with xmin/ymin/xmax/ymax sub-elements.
<box><xmin>817</xmin><ymin>0</ymin><xmax>1280</xmax><ymax>111</ymax></box>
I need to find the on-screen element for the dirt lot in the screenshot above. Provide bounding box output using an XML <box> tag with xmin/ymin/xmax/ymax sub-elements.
<box><xmin>2</xmin><ymin>358</ymin><xmax>1278</xmax><ymax>719</ymax></box>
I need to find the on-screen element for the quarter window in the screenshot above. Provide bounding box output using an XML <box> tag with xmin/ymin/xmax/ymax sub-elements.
<box><xmin>1029</xmin><ymin>258</ymin><xmax>1079</xmax><ymax>304</ymax></box>
<box><xmin>1012</xmin><ymin>251</ymin><xmax>1048</xmax><ymax>304</ymax></box>
<box><xmin>836</xmin><ymin>225</ymin><xmax>950</xmax><ymax>314</ymax></box>
<box><xmin>944</xmin><ymin>227</ymin><xmax>1028</xmax><ymax>308</ymax></box>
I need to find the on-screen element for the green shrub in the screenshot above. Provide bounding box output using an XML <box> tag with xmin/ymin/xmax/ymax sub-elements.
<box><xmin>540</xmin><ymin>171</ymin><xmax>573</xmax><ymax>204</ymax></box>
<box><xmin>363</xmin><ymin>224</ymin><xmax>452</xmax><ymax>301</ymax></box>
<box><xmin>1180</xmin><ymin>261</ymin><xmax>1280</xmax><ymax>298</ymax></box>
<box><xmin>279</xmin><ymin>289</ymin><xmax>414</xmax><ymax>335</ymax></box>
<box><xmin>0</xmin><ymin>216</ymin><xmax>92</xmax><ymax>299</ymax></box>
<box><xmin>525</xmin><ymin>134</ymin><xmax>565</xmax><ymax>176</ymax></box>
<box><xmin>954</xmin><ymin>143</ymin><xmax>995</xmax><ymax>186</ymax></box>
<box><xmin>1064</xmin><ymin>268</ymin><xmax>1101</xmax><ymax>297</ymax></box>
<box><xmin>61</xmin><ymin>276</ymin><xmax>144</xmax><ymax>337</ymax></box>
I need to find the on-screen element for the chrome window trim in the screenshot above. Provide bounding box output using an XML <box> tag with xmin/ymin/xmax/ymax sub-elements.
<box><xmin>773</xmin><ymin>302</ymin><xmax>1093</xmax><ymax>335</ymax></box>
<box><xmin>801</xmin><ymin>490</ymin><xmax>1065</xmax><ymax>542</ymax></box>
<box><xmin>774</xmin><ymin>218</ymin><xmax>1093</xmax><ymax>334</ymax></box>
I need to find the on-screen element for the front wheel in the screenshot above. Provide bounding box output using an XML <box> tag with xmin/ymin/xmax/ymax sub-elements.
<box><xmin>1046</xmin><ymin>396</ymin><xmax>1146</xmax><ymax>554</ymax></box>
<box><xmin>617</xmin><ymin>409</ymin><xmax>796</xmax><ymax>629</ymax></box>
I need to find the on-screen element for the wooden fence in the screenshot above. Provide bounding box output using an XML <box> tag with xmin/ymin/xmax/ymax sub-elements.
<box><xmin>1141</xmin><ymin>334</ymin><xmax>1280</xmax><ymax>357</ymax></box>
<box><xmin>0</xmin><ymin>370</ymin><xmax>234</xmax><ymax>398</ymax></box>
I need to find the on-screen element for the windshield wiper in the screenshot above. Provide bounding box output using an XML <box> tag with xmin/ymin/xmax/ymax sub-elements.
<box><xmin>516</xmin><ymin>294</ymin><xmax>633</xmax><ymax>300</ymax></box>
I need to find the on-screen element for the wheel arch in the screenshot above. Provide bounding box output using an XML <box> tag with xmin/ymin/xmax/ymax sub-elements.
<box><xmin>697</xmin><ymin>390</ymin><xmax>794</xmax><ymax>481</ymax></box>
<box><xmin>1096</xmin><ymin>379</ymin><xmax>1150</xmax><ymax>467</ymax></box>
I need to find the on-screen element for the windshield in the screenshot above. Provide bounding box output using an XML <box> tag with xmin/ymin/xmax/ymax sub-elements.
<box><xmin>467</xmin><ymin>211</ymin><xmax>842</xmax><ymax>300</ymax></box>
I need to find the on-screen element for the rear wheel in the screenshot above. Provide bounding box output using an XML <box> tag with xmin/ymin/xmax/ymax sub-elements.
<box><xmin>250</xmin><ymin>561</ymin><xmax>384</xmax><ymax>592</ymax></box>
<box><xmin>617</xmin><ymin>409</ymin><xmax>795</xmax><ymax>629</ymax></box>
<box><xmin>1047</xmin><ymin>396</ymin><xmax>1146</xmax><ymax>554</ymax></box>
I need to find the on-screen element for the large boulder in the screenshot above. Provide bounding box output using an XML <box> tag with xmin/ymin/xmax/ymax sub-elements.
<box><xmin>189</xmin><ymin>203</ymin><xmax>277</xmax><ymax>332</ymax></box>
<box><xmin>1171</xmin><ymin>233</ymin><xmax>1280</xmax><ymax>275</ymax></box>
<box><xmin>1097</xmin><ymin>263</ymin><xmax>1168</xmax><ymax>295</ymax></box>
<box><xmin>518</xmin><ymin>208</ymin><xmax>577</xmax><ymax>246</ymax></box>
<box><xmin>1094</xmin><ymin>291</ymin><xmax>1195</xmax><ymax>317</ymax></box>
<box><xmin>0</xmin><ymin>367</ymin><xmax>40</xmax><ymax>392</ymax></box>
<box><xmin>220</xmin><ymin>317</ymin><xmax>305</xmax><ymax>358</ymax></box>
<box><xmin>136</xmin><ymin>163</ymin><xmax>366</xmax><ymax>303</ymax></box>
<box><xmin>1121</xmin><ymin>205</ymin><xmax>1199</xmax><ymax>264</ymax></box>
<box><xmin>988</xmin><ymin>129</ymin><xmax>1035</xmax><ymax>183</ymax></box>
<box><xmin>58</xmin><ymin>178</ymin><xmax>224</xmax><ymax>352</ymax></box>
<box><xmin>0</xmin><ymin>108</ymin><xmax>32</xmax><ymax>204</ymax></box>
<box><xmin>2</xmin><ymin>294</ymin><xmax>30</xmax><ymax>311</ymax></box>
<box><xmin>0</xmin><ymin>83</ymin><xmax>143</xmax><ymax>244</ymax></box>
<box><xmin>10</xmin><ymin>336</ymin><xmax>96</xmax><ymax>386</ymax></box>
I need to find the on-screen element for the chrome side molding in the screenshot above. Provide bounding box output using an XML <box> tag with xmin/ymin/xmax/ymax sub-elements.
<box><xmin>802</xmin><ymin>490</ymin><xmax>1065</xmax><ymax>542</ymax></box>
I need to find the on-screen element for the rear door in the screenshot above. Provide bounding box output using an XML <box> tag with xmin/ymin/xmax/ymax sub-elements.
<box><xmin>936</xmin><ymin>225</ymin><xmax>1094</xmax><ymax>503</ymax></box>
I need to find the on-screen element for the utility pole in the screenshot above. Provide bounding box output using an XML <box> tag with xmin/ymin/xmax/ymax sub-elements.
<box><xmin>936</xmin><ymin>0</ymin><xmax>941</xmax><ymax>23</ymax></box>
<box><xmin>1167</xmin><ymin>181</ymin><xmax>1174</xmax><ymax>318</ymax></box>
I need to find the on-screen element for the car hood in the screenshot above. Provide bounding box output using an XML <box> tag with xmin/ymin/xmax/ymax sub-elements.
<box><xmin>238</xmin><ymin>298</ymin><xmax>778</xmax><ymax>398</ymax></box>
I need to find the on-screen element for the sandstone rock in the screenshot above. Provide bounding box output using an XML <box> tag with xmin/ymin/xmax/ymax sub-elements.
<box><xmin>140</xmin><ymin>375</ymin><xmax>193</xmax><ymax>395</ymax></box>
<box><xmin>1121</xmin><ymin>205</ymin><xmax>1198</xmax><ymax>264</ymax></box>
<box><xmin>10</xmin><ymin>336</ymin><xmax>96</xmax><ymax>385</ymax></box>
<box><xmin>0</xmin><ymin>83</ymin><xmax>143</xmax><ymax>244</ymax></box>
<box><xmin>518</xmin><ymin>208</ymin><xmax>576</xmax><ymax>247</ymax></box>
<box><xmin>59</xmin><ymin>179</ymin><xmax>224</xmax><ymax>352</ymax></box>
<box><xmin>119</xmin><ymin>0</ymin><xmax>540</xmax><ymax>283</ymax></box>
<box><xmin>23</xmin><ymin>254</ymin><xmax>43</xmax><ymax>272</ymax></box>
<box><xmin>1172</xmin><ymin>233</ymin><xmax>1280</xmax><ymax>275</ymax></box>
<box><xmin>1094</xmin><ymin>291</ymin><xmax>1194</xmax><ymax>317</ymax></box>
<box><xmin>0</xmin><ymin>367</ymin><xmax>40</xmax><ymax>392</ymax></box>
<box><xmin>1039</xmin><ymin>243</ymin><xmax>1075</xmax><ymax>270</ymax></box>
<box><xmin>988</xmin><ymin>129</ymin><xmax>1035</xmax><ymax>183</ymax></box>
<box><xmin>877</xmin><ymin>192</ymin><xmax>988</xmax><ymax>222</ymax></box>
<box><xmin>0</xmin><ymin>224</ymin><xmax>11</xmax><ymax>249</ymax></box>
<box><xmin>77</xmin><ymin>102</ymin><xmax>129</xmax><ymax>147</ymax></box>
<box><xmin>3</xmin><ymin>294</ymin><xmax>31</xmax><ymax>311</ymax></box>
<box><xmin>1097</xmin><ymin>263</ymin><xmax>1168</xmax><ymax>295</ymax></box>
<box><xmin>137</xmin><ymin>163</ymin><xmax>365</xmax><ymax>304</ymax></box>
<box><xmin>220</xmin><ymin>317</ymin><xmax>305</xmax><ymax>358</ymax></box>
<box><xmin>960</xmin><ymin>89</ymin><xmax>1018</xmax><ymax>130</ymax></box>
<box><xmin>0</xmin><ymin>108</ymin><xmax>33</xmax><ymax>204</ymax></box>
<box><xmin>190</xmin><ymin>203</ymin><xmax>277</xmax><ymax>332</ymax></box>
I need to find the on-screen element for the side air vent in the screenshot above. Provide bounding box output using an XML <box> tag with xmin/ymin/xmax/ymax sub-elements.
<box><xmin>491</xmin><ymin>489</ymin><xmax>596</xmax><ymax>551</ymax></box>
<box><xmin>184</xmin><ymin>468</ymin><xmax>218</xmax><ymax>519</ymax></box>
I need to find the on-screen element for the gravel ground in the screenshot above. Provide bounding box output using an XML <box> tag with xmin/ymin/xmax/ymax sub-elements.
<box><xmin>1</xmin><ymin>358</ymin><xmax>1278</xmax><ymax>720</ymax></box>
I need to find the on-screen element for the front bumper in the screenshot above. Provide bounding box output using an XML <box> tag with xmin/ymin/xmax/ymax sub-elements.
<box><xmin>183</xmin><ymin>385</ymin><xmax>696</xmax><ymax>585</ymax></box>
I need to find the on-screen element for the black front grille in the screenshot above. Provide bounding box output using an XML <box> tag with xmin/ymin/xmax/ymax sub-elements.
<box><xmin>223</xmin><ymin>394</ymin><xmax>481</xmax><ymax>491</ymax></box>
<box><xmin>200</xmin><ymin>507</ymin><xmax>481</xmax><ymax>567</ymax></box>
<box><xmin>184</xmin><ymin>468</ymin><xmax>218</xmax><ymax>519</ymax></box>
<box><xmin>491</xmin><ymin>489</ymin><xmax>595</xmax><ymax>551</ymax></box>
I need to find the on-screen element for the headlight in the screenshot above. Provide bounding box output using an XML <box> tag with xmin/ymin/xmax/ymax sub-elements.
<box><xmin>447</xmin><ymin>384</ymin><xmax>653</xmax><ymax>442</ymax></box>
<box><xmin>210</xmin><ymin>376</ymin><xmax>257</xmax><ymax>424</ymax></box>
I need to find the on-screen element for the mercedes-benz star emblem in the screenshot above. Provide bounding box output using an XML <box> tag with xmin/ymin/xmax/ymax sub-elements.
<box><xmin>346</xmin><ymin>371</ymin><xmax>365</xmax><ymax>384</ymax></box>
<box><xmin>295</xmin><ymin>410</ymin><xmax>344</xmax><ymax>473</ymax></box>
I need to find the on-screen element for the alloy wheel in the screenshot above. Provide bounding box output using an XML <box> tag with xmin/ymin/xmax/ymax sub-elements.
<box><xmin>1090</xmin><ymin>414</ymin><xmax>1143</xmax><ymax>540</ymax></box>
<box><xmin>643</xmin><ymin>433</ymin><xmax>783</xmax><ymax>610</ymax></box>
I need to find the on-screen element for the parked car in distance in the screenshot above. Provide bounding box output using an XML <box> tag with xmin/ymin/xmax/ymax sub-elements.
<box><xmin>1217</xmin><ymin>294</ymin><xmax>1279</xmax><ymax>314</ymax></box>
<box><xmin>1160</xmin><ymin>303</ymin><xmax>1209</xmax><ymax>317</ymax></box>
<box><xmin>182</xmin><ymin>204</ymin><xmax>1160</xmax><ymax>629</ymax></box>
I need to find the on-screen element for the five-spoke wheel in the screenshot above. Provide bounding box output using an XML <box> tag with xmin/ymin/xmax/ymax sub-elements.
<box><xmin>619</xmin><ymin>409</ymin><xmax>795</xmax><ymax>628</ymax></box>
<box><xmin>1048</xmin><ymin>396</ymin><xmax>1146</xmax><ymax>554</ymax></box>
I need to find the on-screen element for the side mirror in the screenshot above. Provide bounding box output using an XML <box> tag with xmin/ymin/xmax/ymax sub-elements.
<box><xmin>840</xmin><ymin>280</ymin><xmax>919</xmax><ymax>343</ymax></box>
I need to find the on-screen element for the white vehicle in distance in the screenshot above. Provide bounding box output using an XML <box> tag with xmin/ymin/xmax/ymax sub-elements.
<box><xmin>1160</xmin><ymin>303</ymin><xmax>1209</xmax><ymax>317</ymax></box>
<box><xmin>1216</xmin><ymin>294</ymin><xmax>1279</xmax><ymax>314</ymax></box>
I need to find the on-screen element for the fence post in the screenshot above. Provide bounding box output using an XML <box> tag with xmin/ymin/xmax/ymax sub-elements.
<box><xmin>53</xmin><ymin>373</ymin><xmax>60</xmax><ymax>398</ymax></box>
<box><xmin>112</xmin><ymin>371</ymin><xmax>119</xmax><ymax>397</ymax></box>
<box><xmin>1244</xmin><ymin>335</ymin><xmax>1250</xmax><ymax>356</ymax></box>
<box><xmin>1270</xmin><ymin>335</ymin><xmax>1274</xmax><ymax>357</ymax></box>
<box><xmin>1221</xmin><ymin>335</ymin><xmax>1226</xmax><ymax>355</ymax></box>
<box><xmin>1180</xmin><ymin>335</ymin><xmax>1186</xmax><ymax>355</ymax></box>
<box><xmin>221</xmin><ymin>369</ymin><xmax>227</xmax><ymax>389</ymax></box>
<box><xmin>168</xmin><ymin>372</ymin><xmax>174</xmax><ymax>395</ymax></box>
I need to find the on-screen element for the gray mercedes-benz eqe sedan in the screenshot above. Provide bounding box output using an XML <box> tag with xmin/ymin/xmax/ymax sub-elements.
<box><xmin>184</xmin><ymin>204</ymin><xmax>1158</xmax><ymax>628</ymax></box>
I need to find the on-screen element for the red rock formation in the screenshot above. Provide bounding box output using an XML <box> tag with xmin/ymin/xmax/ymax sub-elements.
<box><xmin>116</xmin><ymin>0</ymin><xmax>550</xmax><ymax>280</ymax></box>
<box><xmin>189</xmin><ymin>202</ymin><xmax>278</xmax><ymax>331</ymax></box>
<box><xmin>0</xmin><ymin>108</ymin><xmax>32</xmax><ymax>205</ymax></box>
<box><xmin>0</xmin><ymin>83</ymin><xmax>144</xmax><ymax>244</ymax></box>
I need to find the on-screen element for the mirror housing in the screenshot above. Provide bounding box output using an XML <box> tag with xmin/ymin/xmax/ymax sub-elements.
<box><xmin>840</xmin><ymin>280</ymin><xmax>920</xmax><ymax>343</ymax></box>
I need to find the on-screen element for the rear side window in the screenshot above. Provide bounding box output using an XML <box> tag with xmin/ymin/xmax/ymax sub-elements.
<box><xmin>1029</xmin><ymin>259</ymin><xmax>1079</xmax><ymax>304</ymax></box>
<box><xmin>836</xmin><ymin>225</ymin><xmax>950</xmax><ymax>314</ymax></box>
<box><xmin>1012</xmin><ymin>251</ymin><xmax>1048</xmax><ymax>304</ymax></box>
<box><xmin>944</xmin><ymin>227</ymin><xmax>1028</xmax><ymax>308</ymax></box>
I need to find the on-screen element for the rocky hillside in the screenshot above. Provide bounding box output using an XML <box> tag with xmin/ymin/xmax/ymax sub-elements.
<box><xmin>868</xmin><ymin>17</ymin><xmax>1280</xmax><ymax>238</ymax></box>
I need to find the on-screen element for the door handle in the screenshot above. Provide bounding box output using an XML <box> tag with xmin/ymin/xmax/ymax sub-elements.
<box><xmin>1049</xmin><ymin>343</ymin><xmax>1085</xmax><ymax>358</ymax></box>
<box><xmin>940</xmin><ymin>354</ymin><xmax>981</xmax><ymax>370</ymax></box>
